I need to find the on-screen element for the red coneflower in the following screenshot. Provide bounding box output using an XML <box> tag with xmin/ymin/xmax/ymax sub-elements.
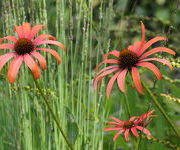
<box><xmin>0</xmin><ymin>22</ymin><xmax>65</xmax><ymax>84</ymax></box>
<box><xmin>93</xmin><ymin>21</ymin><xmax>175</xmax><ymax>99</ymax></box>
<box><xmin>104</xmin><ymin>110</ymin><xmax>156</xmax><ymax>142</ymax></box>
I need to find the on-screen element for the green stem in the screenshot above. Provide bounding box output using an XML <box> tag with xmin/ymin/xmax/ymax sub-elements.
<box><xmin>141</xmin><ymin>80</ymin><xmax>180</xmax><ymax>139</ymax></box>
<box><xmin>124</xmin><ymin>94</ymin><xmax>131</xmax><ymax>118</ymax></box>
<box><xmin>141</xmin><ymin>135</ymin><xmax>180</xmax><ymax>149</ymax></box>
<box><xmin>136</xmin><ymin>138</ymin><xmax>140</xmax><ymax>150</ymax></box>
<box><xmin>124</xmin><ymin>94</ymin><xmax>139</xmax><ymax>148</ymax></box>
<box><xmin>32</xmin><ymin>74</ymin><xmax>74</xmax><ymax>150</ymax></box>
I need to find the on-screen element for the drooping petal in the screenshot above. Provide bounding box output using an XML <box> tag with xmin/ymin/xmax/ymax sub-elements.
<box><xmin>7</xmin><ymin>55</ymin><xmax>23</xmax><ymax>84</ymax></box>
<box><xmin>35</xmin><ymin>48</ymin><xmax>61</xmax><ymax>64</ymax></box>
<box><xmin>0</xmin><ymin>52</ymin><xmax>17</xmax><ymax>73</ymax></box>
<box><xmin>33</xmin><ymin>34</ymin><xmax>55</xmax><ymax>46</ymax></box>
<box><xmin>138</xmin><ymin>37</ymin><xmax>167</xmax><ymax>56</ymax></box>
<box><xmin>103</xmin><ymin>127</ymin><xmax>123</xmax><ymax>131</ymax></box>
<box><xmin>124</xmin><ymin>129</ymin><xmax>130</xmax><ymax>142</ymax></box>
<box><xmin>28</xmin><ymin>25</ymin><xmax>46</xmax><ymax>40</ymax></box>
<box><xmin>95</xmin><ymin>59</ymin><xmax>119</xmax><ymax>72</ymax></box>
<box><xmin>110</xmin><ymin>117</ymin><xmax>124</xmax><ymax>124</ymax></box>
<box><xmin>31</xmin><ymin>51</ymin><xmax>46</xmax><ymax>70</ymax></box>
<box><xmin>106</xmin><ymin>71</ymin><xmax>121</xmax><ymax>99</ymax></box>
<box><xmin>136</xmin><ymin>126</ymin><xmax>152</xmax><ymax>137</ymax></box>
<box><xmin>117</xmin><ymin>68</ymin><xmax>128</xmax><ymax>93</ymax></box>
<box><xmin>0</xmin><ymin>36</ymin><xmax>18</xmax><ymax>43</ymax></box>
<box><xmin>107</xmin><ymin>121</ymin><xmax>122</xmax><ymax>126</ymax></box>
<box><xmin>94</xmin><ymin>65</ymin><xmax>119</xmax><ymax>82</ymax></box>
<box><xmin>97</xmin><ymin>77</ymin><xmax>104</xmax><ymax>93</ymax></box>
<box><xmin>0</xmin><ymin>43</ymin><xmax>15</xmax><ymax>50</ymax></box>
<box><xmin>94</xmin><ymin>68</ymin><xmax>119</xmax><ymax>92</ymax></box>
<box><xmin>131</xmin><ymin>67</ymin><xmax>143</xmax><ymax>94</ymax></box>
<box><xmin>14</xmin><ymin>26</ymin><xmax>24</xmax><ymax>38</ymax></box>
<box><xmin>136</xmin><ymin>62</ymin><xmax>162</xmax><ymax>80</ymax></box>
<box><xmin>23</xmin><ymin>22</ymin><xmax>31</xmax><ymax>38</ymax></box>
<box><xmin>23</xmin><ymin>54</ymin><xmax>40</xmax><ymax>79</ymax></box>
<box><xmin>113</xmin><ymin>130</ymin><xmax>125</xmax><ymax>141</ymax></box>
<box><xmin>36</xmin><ymin>40</ymin><xmax>66</xmax><ymax>51</ymax></box>
<box><xmin>103</xmin><ymin>50</ymin><xmax>120</xmax><ymax>60</ymax></box>
<box><xmin>131</xmin><ymin>127</ymin><xmax>138</xmax><ymax>137</ymax></box>
<box><xmin>48</xmin><ymin>36</ymin><xmax>56</xmax><ymax>41</ymax></box>
<box><xmin>93</xmin><ymin>65</ymin><xmax>119</xmax><ymax>89</ymax></box>
<box><xmin>140</xmin><ymin>58</ymin><xmax>173</xmax><ymax>71</ymax></box>
<box><xmin>140</xmin><ymin>47</ymin><xmax>176</xmax><ymax>60</ymax></box>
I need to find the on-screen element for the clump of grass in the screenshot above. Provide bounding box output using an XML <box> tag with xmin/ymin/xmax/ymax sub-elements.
<box><xmin>0</xmin><ymin>0</ymin><xmax>179</xmax><ymax>150</ymax></box>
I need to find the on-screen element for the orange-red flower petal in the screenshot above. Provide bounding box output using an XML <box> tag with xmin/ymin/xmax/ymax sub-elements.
<box><xmin>0</xmin><ymin>36</ymin><xmax>18</xmax><ymax>43</ymax></box>
<box><xmin>136</xmin><ymin>62</ymin><xmax>162</xmax><ymax>80</ymax></box>
<box><xmin>131</xmin><ymin>127</ymin><xmax>138</xmax><ymax>137</ymax></box>
<box><xmin>103</xmin><ymin>50</ymin><xmax>120</xmax><ymax>60</ymax></box>
<box><xmin>35</xmin><ymin>48</ymin><xmax>61</xmax><ymax>64</ymax></box>
<box><xmin>140</xmin><ymin>47</ymin><xmax>175</xmax><ymax>60</ymax></box>
<box><xmin>110</xmin><ymin>117</ymin><xmax>124</xmax><ymax>124</ymax></box>
<box><xmin>36</xmin><ymin>40</ymin><xmax>66</xmax><ymax>51</ymax></box>
<box><xmin>139</xmin><ymin>37</ymin><xmax>166</xmax><ymax>56</ymax></box>
<box><xmin>106</xmin><ymin>71</ymin><xmax>121</xmax><ymax>99</ymax></box>
<box><xmin>104</xmin><ymin>127</ymin><xmax>123</xmax><ymax>131</ymax></box>
<box><xmin>124</xmin><ymin>129</ymin><xmax>130</xmax><ymax>142</ymax></box>
<box><xmin>33</xmin><ymin>34</ymin><xmax>55</xmax><ymax>46</ymax></box>
<box><xmin>0</xmin><ymin>52</ymin><xmax>17</xmax><ymax>73</ymax></box>
<box><xmin>7</xmin><ymin>55</ymin><xmax>23</xmax><ymax>84</ymax></box>
<box><xmin>95</xmin><ymin>59</ymin><xmax>119</xmax><ymax>72</ymax></box>
<box><xmin>136</xmin><ymin>126</ymin><xmax>152</xmax><ymax>137</ymax></box>
<box><xmin>23</xmin><ymin>54</ymin><xmax>40</xmax><ymax>79</ymax></box>
<box><xmin>93</xmin><ymin>65</ymin><xmax>119</xmax><ymax>88</ymax></box>
<box><xmin>132</xmin><ymin>67</ymin><xmax>143</xmax><ymax>94</ymax></box>
<box><xmin>15</xmin><ymin>26</ymin><xmax>24</xmax><ymax>39</ymax></box>
<box><xmin>113</xmin><ymin>130</ymin><xmax>125</xmax><ymax>141</ymax></box>
<box><xmin>0</xmin><ymin>43</ymin><xmax>15</xmax><ymax>50</ymax></box>
<box><xmin>31</xmin><ymin>51</ymin><xmax>46</xmax><ymax>70</ymax></box>
<box><xmin>94</xmin><ymin>65</ymin><xmax>119</xmax><ymax>82</ymax></box>
<box><xmin>28</xmin><ymin>25</ymin><xmax>46</xmax><ymax>40</ymax></box>
<box><xmin>128</xmin><ymin>41</ymin><xmax>142</xmax><ymax>54</ymax></box>
<box><xmin>97</xmin><ymin>68</ymin><xmax>120</xmax><ymax>93</ymax></box>
<box><xmin>117</xmin><ymin>68</ymin><xmax>128</xmax><ymax>93</ymax></box>
<box><xmin>140</xmin><ymin>58</ymin><xmax>173</xmax><ymax>71</ymax></box>
<box><xmin>23</xmin><ymin>22</ymin><xmax>31</xmax><ymax>38</ymax></box>
<box><xmin>139</xmin><ymin>21</ymin><xmax>145</xmax><ymax>49</ymax></box>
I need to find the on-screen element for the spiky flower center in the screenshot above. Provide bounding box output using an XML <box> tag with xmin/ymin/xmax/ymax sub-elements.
<box><xmin>123</xmin><ymin>121</ymin><xmax>134</xmax><ymax>129</ymax></box>
<box><xmin>118</xmin><ymin>49</ymin><xmax>139</xmax><ymax>70</ymax></box>
<box><xmin>15</xmin><ymin>38</ymin><xmax>34</xmax><ymax>55</ymax></box>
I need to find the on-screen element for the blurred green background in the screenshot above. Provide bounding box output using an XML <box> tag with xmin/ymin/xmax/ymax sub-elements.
<box><xmin>0</xmin><ymin>0</ymin><xmax>179</xmax><ymax>150</ymax></box>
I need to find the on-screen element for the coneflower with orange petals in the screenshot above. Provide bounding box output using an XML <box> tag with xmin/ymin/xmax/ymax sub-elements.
<box><xmin>93</xmin><ymin>21</ymin><xmax>175</xmax><ymax>99</ymax></box>
<box><xmin>104</xmin><ymin>110</ymin><xmax>156</xmax><ymax>142</ymax></box>
<box><xmin>0</xmin><ymin>22</ymin><xmax>65</xmax><ymax>84</ymax></box>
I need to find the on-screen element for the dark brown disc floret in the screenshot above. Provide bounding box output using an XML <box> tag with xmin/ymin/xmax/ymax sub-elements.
<box><xmin>118</xmin><ymin>49</ymin><xmax>139</xmax><ymax>70</ymax></box>
<box><xmin>123</xmin><ymin>121</ymin><xmax>135</xmax><ymax>129</ymax></box>
<box><xmin>15</xmin><ymin>38</ymin><xmax>34</xmax><ymax>55</ymax></box>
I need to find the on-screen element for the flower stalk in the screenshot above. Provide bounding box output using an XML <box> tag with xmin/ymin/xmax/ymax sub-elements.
<box><xmin>141</xmin><ymin>80</ymin><xmax>180</xmax><ymax>139</ymax></box>
<box><xmin>31</xmin><ymin>73</ymin><xmax>74</xmax><ymax>150</ymax></box>
<box><xmin>124</xmin><ymin>94</ymin><xmax>131</xmax><ymax>118</ymax></box>
<box><xmin>142</xmin><ymin>135</ymin><xmax>180</xmax><ymax>149</ymax></box>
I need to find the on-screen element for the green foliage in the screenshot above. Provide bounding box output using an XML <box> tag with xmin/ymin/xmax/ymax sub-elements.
<box><xmin>0</xmin><ymin>0</ymin><xmax>180</xmax><ymax>150</ymax></box>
